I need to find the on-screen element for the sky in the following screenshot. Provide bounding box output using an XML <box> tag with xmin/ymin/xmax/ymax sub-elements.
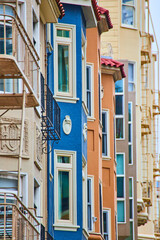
<box><xmin>150</xmin><ymin>0</ymin><xmax>160</xmax><ymax>53</ymax></box>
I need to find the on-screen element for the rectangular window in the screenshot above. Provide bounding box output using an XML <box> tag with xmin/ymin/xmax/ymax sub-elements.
<box><xmin>116</xmin><ymin>154</ymin><xmax>125</xmax><ymax>223</ymax></box>
<box><xmin>87</xmin><ymin>177</ymin><xmax>93</xmax><ymax>231</ymax></box>
<box><xmin>103</xmin><ymin>210</ymin><xmax>110</xmax><ymax>240</ymax></box>
<box><xmin>99</xmin><ymin>182</ymin><xmax>103</xmax><ymax>234</ymax></box>
<box><xmin>128</xmin><ymin>102</ymin><xmax>133</xmax><ymax>164</ymax></box>
<box><xmin>102</xmin><ymin>110</ymin><xmax>109</xmax><ymax>157</ymax></box>
<box><xmin>86</xmin><ymin>64</ymin><xmax>94</xmax><ymax>117</ymax></box>
<box><xmin>128</xmin><ymin>63</ymin><xmax>135</xmax><ymax>92</ymax></box>
<box><xmin>122</xmin><ymin>0</ymin><xmax>136</xmax><ymax>27</ymax></box>
<box><xmin>126</xmin><ymin>178</ymin><xmax>134</xmax><ymax>240</ymax></box>
<box><xmin>82</xmin><ymin>32</ymin><xmax>87</xmax><ymax>109</ymax></box>
<box><xmin>115</xmin><ymin>79</ymin><xmax>124</xmax><ymax>139</ymax></box>
<box><xmin>54</xmin><ymin>150</ymin><xmax>77</xmax><ymax>229</ymax></box>
<box><xmin>54</xmin><ymin>24</ymin><xmax>76</xmax><ymax>99</ymax></box>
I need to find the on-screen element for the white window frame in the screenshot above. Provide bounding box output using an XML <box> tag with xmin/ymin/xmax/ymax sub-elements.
<box><xmin>82</xmin><ymin>30</ymin><xmax>88</xmax><ymax>115</ymax></box>
<box><xmin>87</xmin><ymin>176</ymin><xmax>94</xmax><ymax>232</ymax></box>
<box><xmin>86</xmin><ymin>63</ymin><xmax>94</xmax><ymax>119</ymax></box>
<box><xmin>115</xmin><ymin>79</ymin><xmax>125</xmax><ymax>140</ymax></box>
<box><xmin>121</xmin><ymin>0</ymin><xmax>137</xmax><ymax>28</ymax></box>
<box><xmin>82</xmin><ymin>156</ymin><xmax>87</xmax><ymax>232</ymax></box>
<box><xmin>129</xmin><ymin>177</ymin><xmax>134</xmax><ymax>239</ymax></box>
<box><xmin>128</xmin><ymin>62</ymin><xmax>135</xmax><ymax>92</ymax></box>
<box><xmin>54</xmin><ymin>23</ymin><xmax>77</xmax><ymax>103</ymax></box>
<box><xmin>103</xmin><ymin>208</ymin><xmax>111</xmax><ymax>240</ymax></box>
<box><xmin>128</xmin><ymin>102</ymin><xmax>133</xmax><ymax>165</ymax></box>
<box><xmin>54</xmin><ymin>150</ymin><xmax>78</xmax><ymax>231</ymax></box>
<box><xmin>102</xmin><ymin>110</ymin><xmax>110</xmax><ymax>159</ymax></box>
<box><xmin>116</xmin><ymin>153</ymin><xmax>126</xmax><ymax>223</ymax></box>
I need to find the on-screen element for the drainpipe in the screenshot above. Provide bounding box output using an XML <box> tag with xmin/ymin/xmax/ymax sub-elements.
<box><xmin>18</xmin><ymin>89</ymin><xmax>26</xmax><ymax>197</ymax></box>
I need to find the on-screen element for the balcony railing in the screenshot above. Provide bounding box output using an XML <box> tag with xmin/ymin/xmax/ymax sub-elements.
<box><xmin>140</xmin><ymin>32</ymin><xmax>153</xmax><ymax>65</ymax></box>
<box><xmin>0</xmin><ymin>192</ymin><xmax>40</xmax><ymax>240</ymax></box>
<box><xmin>0</xmin><ymin>3</ymin><xmax>40</xmax><ymax>108</ymax></box>
<box><xmin>41</xmin><ymin>74</ymin><xmax>60</xmax><ymax>147</ymax></box>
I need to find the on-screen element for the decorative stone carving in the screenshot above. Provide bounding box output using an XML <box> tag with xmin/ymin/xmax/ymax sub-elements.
<box><xmin>0</xmin><ymin>118</ymin><xmax>28</xmax><ymax>156</ymax></box>
<box><xmin>83</xmin><ymin>123</ymin><xmax>87</xmax><ymax>142</ymax></box>
<box><xmin>36</xmin><ymin>126</ymin><xmax>42</xmax><ymax>162</ymax></box>
<box><xmin>63</xmin><ymin>115</ymin><xmax>72</xmax><ymax>135</ymax></box>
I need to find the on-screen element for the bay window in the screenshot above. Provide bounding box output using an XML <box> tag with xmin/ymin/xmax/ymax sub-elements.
<box><xmin>54</xmin><ymin>150</ymin><xmax>77</xmax><ymax>230</ymax></box>
<box><xmin>54</xmin><ymin>24</ymin><xmax>76</xmax><ymax>100</ymax></box>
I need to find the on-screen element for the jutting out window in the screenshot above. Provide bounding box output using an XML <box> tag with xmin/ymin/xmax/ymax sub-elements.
<box><xmin>116</xmin><ymin>154</ymin><xmax>125</xmax><ymax>223</ymax></box>
<box><xmin>128</xmin><ymin>102</ymin><xmax>133</xmax><ymax>164</ymax></box>
<box><xmin>102</xmin><ymin>110</ymin><xmax>110</xmax><ymax>157</ymax></box>
<box><xmin>54</xmin><ymin>24</ymin><xmax>76</xmax><ymax>98</ymax></box>
<box><xmin>86</xmin><ymin>64</ymin><xmax>94</xmax><ymax>117</ymax></box>
<box><xmin>122</xmin><ymin>0</ymin><xmax>136</xmax><ymax>27</ymax></box>
<box><xmin>54</xmin><ymin>150</ymin><xmax>77</xmax><ymax>228</ymax></box>
<box><xmin>115</xmin><ymin>79</ymin><xmax>124</xmax><ymax>139</ymax></box>
<box><xmin>128</xmin><ymin>63</ymin><xmax>135</xmax><ymax>91</ymax></box>
<box><xmin>103</xmin><ymin>209</ymin><xmax>110</xmax><ymax>240</ymax></box>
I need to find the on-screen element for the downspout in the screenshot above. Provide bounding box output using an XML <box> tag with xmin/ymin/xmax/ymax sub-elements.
<box><xmin>18</xmin><ymin>89</ymin><xmax>26</xmax><ymax>197</ymax></box>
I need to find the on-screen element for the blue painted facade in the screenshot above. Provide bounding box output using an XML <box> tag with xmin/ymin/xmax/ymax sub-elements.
<box><xmin>46</xmin><ymin>3</ymin><xmax>96</xmax><ymax>239</ymax></box>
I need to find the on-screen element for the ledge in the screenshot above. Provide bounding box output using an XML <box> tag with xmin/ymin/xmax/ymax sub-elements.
<box><xmin>137</xmin><ymin>212</ymin><xmax>148</xmax><ymax>226</ymax></box>
<box><xmin>137</xmin><ymin>198</ymin><xmax>145</xmax><ymax>212</ymax></box>
<box><xmin>53</xmin><ymin>95</ymin><xmax>79</xmax><ymax>104</ymax></box>
<box><xmin>53</xmin><ymin>224</ymin><xmax>80</xmax><ymax>232</ymax></box>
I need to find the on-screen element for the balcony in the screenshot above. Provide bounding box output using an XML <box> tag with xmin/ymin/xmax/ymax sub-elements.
<box><xmin>41</xmin><ymin>74</ymin><xmax>60</xmax><ymax>150</ymax></box>
<box><xmin>0</xmin><ymin>4</ymin><xmax>40</xmax><ymax>109</ymax></box>
<box><xmin>141</xmin><ymin>106</ymin><xmax>151</xmax><ymax>135</ymax></box>
<box><xmin>0</xmin><ymin>192</ymin><xmax>40</xmax><ymax>239</ymax></box>
<box><xmin>140</xmin><ymin>32</ymin><xmax>154</xmax><ymax>65</ymax></box>
<box><xmin>142</xmin><ymin>181</ymin><xmax>152</xmax><ymax>207</ymax></box>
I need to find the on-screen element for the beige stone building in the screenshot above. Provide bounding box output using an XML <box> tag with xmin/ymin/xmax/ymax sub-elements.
<box><xmin>99</xmin><ymin>0</ymin><xmax>159</xmax><ymax>239</ymax></box>
<box><xmin>0</xmin><ymin>0</ymin><xmax>62</xmax><ymax>239</ymax></box>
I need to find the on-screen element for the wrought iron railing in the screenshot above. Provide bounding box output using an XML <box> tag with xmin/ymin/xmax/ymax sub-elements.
<box><xmin>0</xmin><ymin>192</ymin><xmax>40</xmax><ymax>240</ymax></box>
<box><xmin>41</xmin><ymin>76</ymin><xmax>61</xmax><ymax>146</ymax></box>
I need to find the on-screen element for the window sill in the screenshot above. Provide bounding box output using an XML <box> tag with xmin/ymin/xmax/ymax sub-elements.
<box><xmin>53</xmin><ymin>224</ymin><xmax>80</xmax><ymax>231</ymax></box>
<box><xmin>121</xmin><ymin>24</ymin><xmax>138</xmax><ymax>31</ymax></box>
<box><xmin>87</xmin><ymin>116</ymin><xmax>96</xmax><ymax>122</ymax></box>
<box><xmin>116</xmin><ymin>138</ymin><xmax>125</xmax><ymax>141</ymax></box>
<box><xmin>102</xmin><ymin>156</ymin><xmax>111</xmax><ymax>160</ymax></box>
<box><xmin>54</xmin><ymin>95</ymin><xmax>79</xmax><ymax>103</ymax></box>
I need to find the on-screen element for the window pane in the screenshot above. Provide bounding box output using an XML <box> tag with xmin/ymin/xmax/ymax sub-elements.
<box><xmin>122</xmin><ymin>0</ymin><xmax>134</xmax><ymax>5</ymax></box>
<box><xmin>128</xmin><ymin>64</ymin><xmax>134</xmax><ymax>82</ymax></box>
<box><xmin>88</xmin><ymin>205</ymin><xmax>92</xmax><ymax>230</ymax></box>
<box><xmin>129</xmin><ymin>199</ymin><xmax>133</xmax><ymax>219</ymax></box>
<box><xmin>58</xmin><ymin>45</ymin><xmax>69</xmax><ymax>93</ymax></box>
<box><xmin>129</xmin><ymin>145</ymin><xmax>132</xmax><ymax>164</ymax></box>
<box><xmin>6</xmin><ymin>39</ymin><xmax>12</xmax><ymax>55</ymax></box>
<box><xmin>116</xmin><ymin>118</ymin><xmax>123</xmax><ymax>139</ymax></box>
<box><xmin>122</xmin><ymin>6</ymin><xmax>134</xmax><ymax>26</ymax></box>
<box><xmin>129</xmin><ymin>178</ymin><xmax>133</xmax><ymax>197</ymax></box>
<box><xmin>102</xmin><ymin>112</ymin><xmax>106</xmax><ymax>132</ymax></box>
<box><xmin>115</xmin><ymin>79</ymin><xmax>123</xmax><ymax>93</ymax></box>
<box><xmin>128</xmin><ymin>123</ymin><xmax>131</xmax><ymax>142</ymax></box>
<box><xmin>58</xmin><ymin>171</ymin><xmax>69</xmax><ymax>220</ymax></box>
<box><xmin>126</xmin><ymin>221</ymin><xmax>133</xmax><ymax>240</ymax></box>
<box><xmin>57</xmin><ymin>29</ymin><xmax>70</xmax><ymax>38</ymax></box>
<box><xmin>0</xmin><ymin>24</ymin><xmax>4</xmax><ymax>38</ymax></box>
<box><xmin>0</xmin><ymin>39</ymin><xmax>4</xmax><ymax>54</ymax></box>
<box><xmin>87</xmin><ymin>66</ymin><xmax>91</xmax><ymax>116</ymax></box>
<box><xmin>117</xmin><ymin>177</ymin><xmax>124</xmax><ymax>198</ymax></box>
<box><xmin>103</xmin><ymin>211</ymin><xmax>109</xmax><ymax>234</ymax></box>
<box><xmin>117</xmin><ymin>154</ymin><xmax>124</xmax><ymax>175</ymax></box>
<box><xmin>116</xmin><ymin>95</ymin><xmax>123</xmax><ymax>115</ymax></box>
<box><xmin>5</xmin><ymin>79</ymin><xmax>13</xmax><ymax>93</ymax></box>
<box><xmin>0</xmin><ymin>79</ymin><xmax>4</xmax><ymax>92</ymax></box>
<box><xmin>87</xmin><ymin>179</ymin><xmax>91</xmax><ymax>204</ymax></box>
<box><xmin>117</xmin><ymin>201</ymin><xmax>124</xmax><ymax>222</ymax></box>
<box><xmin>128</xmin><ymin>103</ymin><xmax>132</xmax><ymax>121</ymax></box>
<box><xmin>87</xmin><ymin>178</ymin><xmax>92</xmax><ymax>231</ymax></box>
<box><xmin>128</xmin><ymin>83</ymin><xmax>134</xmax><ymax>92</ymax></box>
<box><xmin>57</xmin><ymin>156</ymin><xmax>70</xmax><ymax>163</ymax></box>
<box><xmin>102</xmin><ymin>134</ymin><xmax>107</xmax><ymax>156</ymax></box>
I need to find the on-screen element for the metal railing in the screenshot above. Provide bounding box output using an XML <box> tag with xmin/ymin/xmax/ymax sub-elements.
<box><xmin>0</xmin><ymin>192</ymin><xmax>40</xmax><ymax>240</ymax></box>
<box><xmin>0</xmin><ymin>3</ymin><xmax>40</xmax><ymax>101</ymax></box>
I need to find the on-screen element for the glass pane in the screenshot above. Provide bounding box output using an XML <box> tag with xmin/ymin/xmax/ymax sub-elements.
<box><xmin>129</xmin><ymin>199</ymin><xmax>133</xmax><ymax>219</ymax></box>
<box><xmin>88</xmin><ymin>205</ymin><xmax>92</xmax><ymax>230</ymax></box>
<box><xmin>126</xmin><ymin>221</ymin><xmax>133</xmax><ymax>240</ymax></box>
<box><xmin>128</xmin><ymin>63</ymin><xmax>134</xmax><ymax>82</ymax></box>
<box><xmin>128</xmin><ymin>83</ymin><xmax>134</xmax><ymax>92</ymax></box>
<box><xmin>87</xmin><ymin>92</ymin><xmax>91</xmax><ymax>116</ymax></box>
<box><xmin>5</xmin><ymin>5</ymin><xmax>14</xmax><ymax>16</ymax></box>
<box><xmin>6</xmin><ymin>39</ymin><xmax>12</xmax><ymax>55</ymax></box>
<box><xmin>87</xmin><ymin>66</ymin><xmax>91</xmax><ymax>90</ymax></box>
<box><xmin>57</xmin><ymin>29</ymin><xmax>70</xmax><ymax>38</ymax></box>
<box><xmin>128</xmin><ymin>103</ymin><xmax>132</xmax><ymax>121</ymax></box>
<box><xmin>129</xmin><ymin>178</ymin><xmax>133</xmax><ymax>197</ymax></box>
<box><xmin>115</xmin><ymin>79</ymin><xmax>123</xmax><ymax>93</ymax></box>
<box><xmin>6</xmin><ymin>25</ymin><xmax>12</xmax><ymax>39</ymax></box>
<box><xmin>128</xmin><ymin>123</ymin><xmax>131</xmax><ymax>142</ymax></box>
<box><xmin>116</xmin><ymin>95</ymin><xmax>123</xmax><ymax>115</ymax></box>
<box><xmin>0</xmin><ymin>178</ymin><xmax>18</xmax><ymax>189</ymax></box>
<box><xmin>0</xmin><ymin>79</ymin><xmax>4</xmax><ymax>92</ymax></box>
<box><xmin>129</xmin><ymin>145</ymin><xmax>132</xmax><ymax>164</ymax></box>
<box><xmin>122</xmin><ymin>6</ymin><xmax>134</xmax><ymax>26</ymax></box>
<box><xmin>117</xmin><ymin>201</ymin><xmax>124</xmax><ymax>222</ymax></box>
<box><xmin>0</xmin><ymin>39</ymin><xmax>4</xmax><ymax>54</ymax></box>
<box><xmin>87</xmin><ymin>179</ymin><xmax>91</xmax><ymax>204</ymax></box>
<box><xmin>58</xmin><ymin>45</ymin><xmax>69</xmax><ymax>93</ymax></box>
<box><xmin>57</xmin><ymin>156</ymin><xmax>70</xmax><ymax>163</ymax></box>
<box><xmin>116</xmin><ymin>154</ymin><xmax>124</xmax><ymax>175</ymax></box>
<box><xmin>5</xmin><ymin>79</ymin><xmax>13</xmax><ymax>93</ymax></box>
<box><xmin>0</xmin><ymin>24</ymin><xmax>4</xmax><ymax>38</ymax></box>
<box><xmin>116</xmin><ymin>118</ymin><xmax>123</xmax><ymax>139</ymax></box>
<box><xmin>117</xmin><ymin>177</ymin><xmax>124</xmax><ymax>198</ymax></box>
<box><xmin>102</xmin><ymin>112</ymin><xmax>106</xmax><ymax>132</ymax></box>
<box><xmin>122</xmin><ymin>0</ymin><xmax>134</xmax><ymax>5</ymax></box>
<box><xmin>103</xmin><ymin>211</ymin><xmax>109</xmax><ymax>234</ymax></box>
<box><xmin>14</xmin><ymin>79</ymin><xmax>19</xmax><ymax>93</ymax></box>
<box><xmin>58</xmin><ymin>171</ymin><xmax>69</xmax><ymax>220</ymax></box>
<box><xmin>102</xmin><ymin>134</ymin><xmax>107</xmax><ymax>156</ymax></box>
